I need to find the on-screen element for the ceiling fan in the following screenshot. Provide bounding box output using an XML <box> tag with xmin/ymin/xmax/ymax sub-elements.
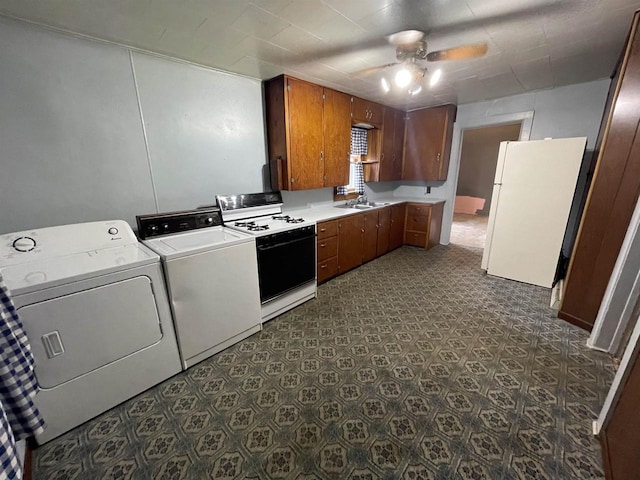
<box><xmin>355</xmin><ymin>30</ymin><xmax>488</xmax><ymax>95</ymax></box>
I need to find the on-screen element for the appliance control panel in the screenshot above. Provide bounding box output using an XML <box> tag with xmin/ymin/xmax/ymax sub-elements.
<box><xmin>136</xmin><ymin>208</ymin><xmax>222</xmax><ymax>239</ymax></box>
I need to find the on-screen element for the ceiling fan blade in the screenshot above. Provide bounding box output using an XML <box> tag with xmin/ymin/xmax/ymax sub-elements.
<box><xmin>426</xmin><ymin>43</ymin><xmax>488</xmax><ymax>62</ymax></box>
<box><xmin>351</xmin><ymin>63</ymin><xmax>399</xmax><ymax>77</ymax></box>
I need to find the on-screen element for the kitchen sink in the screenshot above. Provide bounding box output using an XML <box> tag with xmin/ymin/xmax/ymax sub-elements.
<box><xmin>336</xmin><ymin>201</ymin><xmax>391</xmax><ymax>210</ymax></box>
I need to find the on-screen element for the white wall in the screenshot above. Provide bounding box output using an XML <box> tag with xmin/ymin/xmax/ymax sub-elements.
<box><xmin>0</xmin><ymin>17</ymin><xmax>267</xmax><ymax>234</ymax></box>
<box><xmin>389</xmin><ymin>79</ymin><xmax>611</xmax><ymax>244</ymax></box>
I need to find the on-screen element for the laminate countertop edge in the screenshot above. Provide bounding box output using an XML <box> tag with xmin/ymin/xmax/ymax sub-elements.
<box><xmin>283</xmin><ymin>198</ymin><xmax>446</xmax><ymax>224</ymax></box>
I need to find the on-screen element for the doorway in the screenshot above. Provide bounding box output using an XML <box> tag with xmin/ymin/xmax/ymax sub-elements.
<box><xmin>450</xmin><ymin>123</ymin><xmax>522</xmax><ymax>248</ymax></box>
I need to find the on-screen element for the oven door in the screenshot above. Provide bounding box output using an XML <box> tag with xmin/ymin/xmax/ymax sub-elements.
<box><xmin>256</xmin><ymin>227</ymin><xmax>316</xmax><ymax>303</ymax></box>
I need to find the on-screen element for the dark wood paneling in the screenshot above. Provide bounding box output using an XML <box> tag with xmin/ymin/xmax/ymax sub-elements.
<box><xmin>323</xmin><ymin>88</ymin><xmax>351</xmax><ymax>187</ymax></box>
<box><xmin>338</xmin><ymin>214</ymin><xmax>364</xmax><ymax>273</ymax></box>
<box><xmin>362</xmin><ymin>211</ymin><xmax>379</xmax><ymax>263</ymax></box>
<box><xmin>560</xmin><ymin>13</ymin><xmax>640</xmax><ymax>329</ymax></box>
<box><xmin>389</xmin><ymin>204</ymin><xmax>406</xmax><ymax>250</ymax></box>
<box><xmin>600</xmin><ymin>341</ymin><xmax>640</xmax><ymax>480</ymax></box>
<box><xmin>286</xmin><ymin>77</ymin><xmax>324</xmax><ymax>190</ymax></box>
<box><xmin>377</xmin><ymin>207</ymin><xmax>391</xmax><ymax>256</ymax></box>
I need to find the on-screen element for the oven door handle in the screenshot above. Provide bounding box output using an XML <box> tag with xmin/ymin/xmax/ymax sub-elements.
<box><xmin>256</xmin><ymin>235</ymin><xmax>314</xmax><ymax>251</ymax></box>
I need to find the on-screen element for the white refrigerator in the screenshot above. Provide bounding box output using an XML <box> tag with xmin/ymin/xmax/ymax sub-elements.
<box><xmin>481</xmin><ymin>137</ymin><xmax>587</xmax><ymax>288</ymax></box>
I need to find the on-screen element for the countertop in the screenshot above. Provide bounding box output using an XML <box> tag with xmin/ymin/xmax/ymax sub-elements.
<box><xmin>283</xmin><ymin>197</ymin><xmax>446</xmax><ymax>224</ymax></box>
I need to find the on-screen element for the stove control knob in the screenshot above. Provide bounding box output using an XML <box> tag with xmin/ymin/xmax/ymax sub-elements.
<box><xmin>13</xmin><ymin>236</ymin><xmax>36</xmax><ymax>252</ymax></box>
<box><xmin>206</xmin><ymin>217</ymin><xmax>214</xmax><ymax>224</ymax></box>
<box><xmin>149</xmin><ymin>225</ymin><xmax>159</xmax><ymax>232</ymax></box>
<box><xmin>108</xmin><ymin>227</ymin><xmax>119</xmax><ymax>236</ymax></box>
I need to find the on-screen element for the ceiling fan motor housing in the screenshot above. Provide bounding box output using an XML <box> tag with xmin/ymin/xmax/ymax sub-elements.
<box><xmin>396</xmin><ymin>41</ymin><xmax>428</xmax><ymax>62</ymax></box>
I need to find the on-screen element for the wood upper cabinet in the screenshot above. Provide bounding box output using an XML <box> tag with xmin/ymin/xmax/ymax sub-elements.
<box><xmin>323</xmin><ymin>89</ymin><xmax>351</xmax><ymax>187</ymax></box>
<box><xmin>338</xmin><ymin>214</ymin><xmax>365</xmax><ymax>274</ymax></box>
<box><xmin>389</xmin><ymin>204</ymin><xmax>406</xmax><ymax>251</ymax></box>
<box><xmin>351</xmin><ymin>96</ymin><xmax>384</xmax><ymax>124</ymax></box>
<box><xmin>378</xmin><ymin>108</ymin><xmax>406</xmax><ymax>182</ymax></box>
<box><xmin>403</xmin><ymin>104</ymin><xmax>456</xmax><ymax>181</ymax></box>
<box><xmin>377</xmin><ymin>207</ymin><xmax>391</xmax><ymax>256</ymax></box>
<box><xmin>265</xmin><ymin>75</ymin><xmax>350</xmax><ymax>191</ymax></box>
<box><xmin>362</xmin><ymin>211</ymin><xmax>379</xmax><ymax>263</ymax></box>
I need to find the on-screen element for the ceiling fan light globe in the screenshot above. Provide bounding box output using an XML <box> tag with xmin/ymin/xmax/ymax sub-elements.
<box><xmin>381</xmin><ymin>77</ymin><xmax>390</xmax><ymax>93</ymax></box>
<box><xmin>430</xmin><ymin>69</ymin><xmax>442</xmax><ymax>87</ymax></box>
<box><xmin>409</xmin><ymin>84</ymin><xmax>422</xmax><ymax>95</ymax></box>
<box><xmin>395</xmin><ymin>68</ymin><xmax>412</xmax><ymax>88</ymax></box>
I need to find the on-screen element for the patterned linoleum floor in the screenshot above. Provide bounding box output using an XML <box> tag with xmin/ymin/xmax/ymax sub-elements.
<box><xmin>450</xmin><ymin>214</ymin><xmax>489</xmax><ymax>249</ymax></box>
<box><xmin>33</xmin><ymin>245</ymin><xmax>616</xmax><ymax>480</ymax></box>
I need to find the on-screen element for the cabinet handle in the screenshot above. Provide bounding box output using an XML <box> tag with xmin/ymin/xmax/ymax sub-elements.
<box><xmin>320</xmin><ymin>264</ymin><xmax>327</xmax><ymax>269</ymax></box>
<box><xmin>381</xmin><ymin>153</ymin><xmax>384</xmax><ymax>160</ymax></box>
<box><xmin>436</xmin><ymin>153</ymin><xmax>441</xmax><ymax>162</ymax></box>
<box><xmin>320</xmin><ymin>228</ymin><xmax>326</xmax><ymax>232</ymax></box>
<box><xmin>361</xmin><ymin>229</ymin><xmax>365</xmax><ymax>233</ymax></box>
<box><xmin>320</xmin><ymin>243</ymin><xmax>326</xmax><ymax>247</ymax></box>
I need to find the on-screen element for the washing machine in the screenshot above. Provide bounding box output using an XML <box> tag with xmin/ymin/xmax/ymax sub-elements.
<box><xmin>0</xmin><ymin>220</ymin><xmax>182</xmax><ymax>444</ymax></box>
<box><xmin>137</xmin><ymin>208</ymin><xmax>262</xmax><ymax>369</ymax></box>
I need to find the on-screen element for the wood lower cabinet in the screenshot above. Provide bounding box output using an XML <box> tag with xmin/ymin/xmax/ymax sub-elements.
<box><xmin>317</xmin><ymin>220</ymin><xmax>339</xmax><ymax>283</ymax></box>
<box><xmin>403</xmin><ymin>104</ymin><xmax>456</xmax><ymax>181</ymax></box>
<box><xmin>265</xmin><ymin>75</ymin><xmax>350</xmax><ymax>191</ymax></box>
<box><xmin>362</xmin><ymin>211</ymin><xmax>379</xmax><ymax>263</ymax></box>
<box><xmin>389</xmin><ymin>204</ymin><xmax>406</xmax><ymax>251</ymax></box>
<box><xmin>403</xmin><ymin>202</ymin><xmax>444</xmax><ymax>249</ymax></box>
<box><xmin>338</xmin><ymin>214</ymin><xmax>365</xmax><ymax>274</ymax></box>
<box><xmin>377</xmin><ymin>207</ymin><xmax>391</xmax><ymax>256</ymax></box>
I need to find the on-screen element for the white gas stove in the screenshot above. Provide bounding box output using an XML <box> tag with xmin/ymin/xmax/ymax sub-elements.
<box><xmin>216</xmin><ymin>192</ymin><xmax>314</xmax><ymax>236</ymax></box>
<box><xmin>216</xmin><ymin>192</ymin><xmax>317</xmax><ymax>321</ymax></box>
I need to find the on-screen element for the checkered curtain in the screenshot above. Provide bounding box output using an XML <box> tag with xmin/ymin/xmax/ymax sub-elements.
<box><xmin>350</xmin><ymin>128</ymin><xmax>368</xmax><ymax>155</ymax></box>
<box><xmin>0</xmin><ymin>274</ymin><xmax>45</xmax><ymax>480</ymax></box>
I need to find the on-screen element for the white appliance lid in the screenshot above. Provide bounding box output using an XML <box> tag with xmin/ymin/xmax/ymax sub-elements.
<box><xmin>143</xmin><ymin>226</ymin><xmax>254</xmax><ymax>259</ymax></box>
<box><xmin>0</xmin><ymin>220</ymin><xmax>158</xmax><ymax>295</ymax></box>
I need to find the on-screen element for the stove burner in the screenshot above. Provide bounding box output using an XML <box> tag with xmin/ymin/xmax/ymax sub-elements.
<box><xmin>235</xmin><ymin>221</ymin><xmax>255</xmax><ymax>227</ymax></box>
<box><xmin>286</xmin><ymin>218</ymin><xmax>305</xmax><ymax>224</ymax></box>
<box><xmin>272</xmin><ymin>215</ymin><xmax>290</xmax><ymax>220</ymax></box>
<box><xmin>247</xmin><ymin>225</ymin><xmax>269</xmax><ymax>231</ymax></box>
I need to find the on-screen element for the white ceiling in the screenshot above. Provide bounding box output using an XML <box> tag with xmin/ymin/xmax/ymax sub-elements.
<box><xmin>0</xmin><ymin>0</ymin><xmax>637</xmax><ymax>110</ymax></box>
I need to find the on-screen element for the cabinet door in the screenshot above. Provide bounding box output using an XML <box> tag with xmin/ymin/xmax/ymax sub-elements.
<box><xmin>362</xmin><ymin>211</ymin><xmax>379</xmax><ymax>263</ymax></box>
<box><xmin>368</xmin><ymin>102</ymin><xmax>384</xmax><ymax>124</ymax></box>
<box><xmin>393</xmin><ymin>110</ymin><xmax>406</xmax><ymax>181</ymax></box>
<box><xmin>287</xmin><ymin>77</ymin><xmax>324</xmax><ymax>190</ymax></box>
<box><xmin>323</xmin><ymin>89</ymin><xmax>351</xmax><ymax>187</ymax></box>
<box><xmin>377</xmin><ymin>207</ymin><xmax>391</xmax><ymax>256</ymax></box>
<box><xmin>428</xmin><ymin>202</ymin><xmax>444</xmax><ymax>249</ymax></box>
<box><xmin>389</xmin><ymin>204</ymin><xmax>406</xmax><ymax>250</ymax></box>
<box><xmin>351</xmin><ymin>96</ymin><xmax>369</xmax><ymax>123</ymax></box>
<box><xmin>403</xmin><ymin>105</ymin><xmax>455</xmax><ymax>181</ymax></box>
<box><xmin>379</xmin><ymin>108</ymin><xmax>396</xmax><ymax>182</ymax></box>
<box><xmin>338</xmin><ymin>214</ymin><xmax>364</xmax><ymax>273</ymax></box>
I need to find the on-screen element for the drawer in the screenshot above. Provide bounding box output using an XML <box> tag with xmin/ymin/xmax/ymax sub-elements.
<box><xmin>317</xmin><ymin>257</ymin><xmax>338</xmax><ymax>283</ymax></box>
<box><xmin>407</xmin><ymin>204</ymin><xmax>431</xmax><ymax>217</ymax></box>
<box><xmin>405</xmin><ymin>231</ymin><xmax>427</xmax><ymax>247</ymax></box>
<box><xmin>317</xmin><ymin>220</ymin><xmax>338</xmax><ymax>239</ymax></box>
<box><xmin>406</xmin><ymin>214</ymin><xmax>429</xmax><ymax>232</ymax></box>
<box><xmin>317</xmin><ymin>236</ymin><xmax>338</xmax><ymax>262</ymax></box>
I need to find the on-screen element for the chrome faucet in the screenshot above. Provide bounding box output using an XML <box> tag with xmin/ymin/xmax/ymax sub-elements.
<box><xmin>356</xmin><ymin>194</ymin><xmax>368</xmax><ymax>204</ymax></box>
